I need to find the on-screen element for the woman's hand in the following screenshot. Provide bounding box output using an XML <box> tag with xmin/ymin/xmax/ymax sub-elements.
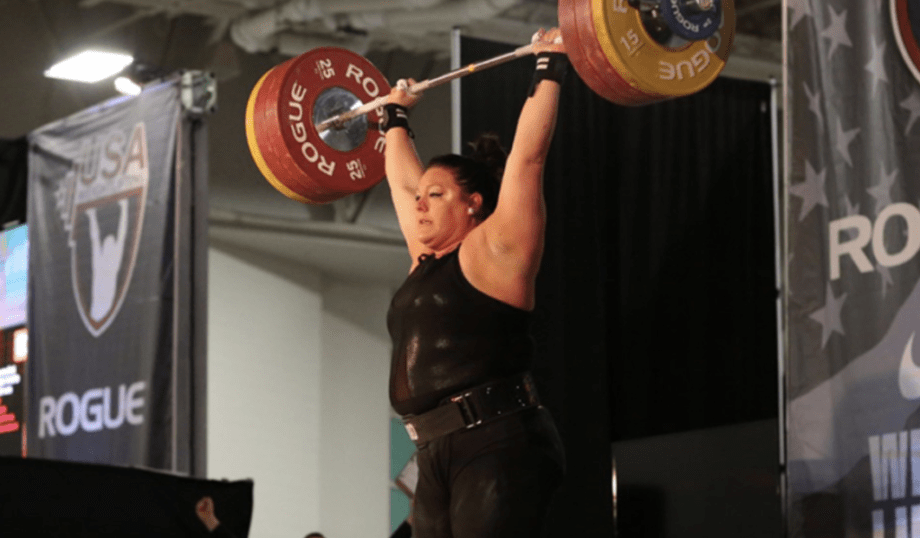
<box><xmin>388</xmin><ymin>78</ymin><xmax>423</xmax><ymax>108</ymax></box>
<box><xmin>531</xmin><ymin>27</ymin><xmax>566</xmax><ymax>55</ymax></box>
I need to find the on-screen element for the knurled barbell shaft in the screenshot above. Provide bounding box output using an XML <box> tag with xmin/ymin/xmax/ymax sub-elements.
<box><xmin>315</xmin><ymin>43</ymin><xmax>535</xmax><ymax>132</ymax></box>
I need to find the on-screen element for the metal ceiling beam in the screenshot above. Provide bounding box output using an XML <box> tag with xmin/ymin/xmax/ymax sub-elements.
<box><xmin>81</xmin><ymin>0</ymin><xmax>249</xmax><ymax>20</ymax></box>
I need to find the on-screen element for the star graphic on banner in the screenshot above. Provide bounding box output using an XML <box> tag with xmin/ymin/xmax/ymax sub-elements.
<box><xmin>789</xmin><ymin>0</ymin><xmax>813</xmax><ymax>29</ymax></box>
<box><xmin>843</xmin><ymin>194</ymin><xmax>860</xmax><ymax>217</ymax></box>
<box><xmin>867</xmin><ymin>164</ymin><xmax>899</xmax><ymax>214</ymax></box>
<box><xmin>865</xmin><ymin>39</ymin><xmax>889</xmax><ymax>96</ymax></box>
<box><xmin>901</xmin><ymin>89</ymin><xmax>920</xmax><ymax>136</ymax></box>
<box><xmin>790</xmin><ymin>161</ymin><xmax>829</xmax><ymax>221</ymax></box>
<box><xmin>835</xmin><ymin>117</ymin><xmax>860</xmax><ymax>167</ymax></box>
<box><xmin>804</xmin><ymin>83</ymin><xmax>824</xmax><ymax>130</ymax></box>
<box><xmin>820</xmin><ymin>6</ymin><xmax>853</xmax><ymax>60</ymax></box>
<box><xmin>809</xmin><ymin>283</ymin><xmax>847</xmax><ymax>348</ymax></box>
<box><xmin>878</xmin><ymin>264</ymin><xmax>894</xmax><ymax>298</ymax></box>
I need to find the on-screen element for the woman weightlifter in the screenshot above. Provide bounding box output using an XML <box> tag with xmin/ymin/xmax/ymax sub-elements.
<box><xmin>382</xmin><ymin>27</ymin><xmax>568</xmax><ymax>538</ymax></box>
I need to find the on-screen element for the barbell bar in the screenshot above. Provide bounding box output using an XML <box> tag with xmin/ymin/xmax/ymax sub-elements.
<box><xmin>315</xmin><ymin>43</ymin><xmax>536</xmax><ymax>133</ymax></box>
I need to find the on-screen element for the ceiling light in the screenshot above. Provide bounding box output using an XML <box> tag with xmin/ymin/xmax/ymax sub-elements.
<box><xmin>44</xmin><ymin>50</ymin><xmax>134</xmax><ymax>83</ymax></box>
<box><xmin>114</xmin><ymin>76</ymin><xmax>142</xmax><ymax>96</ymax></box>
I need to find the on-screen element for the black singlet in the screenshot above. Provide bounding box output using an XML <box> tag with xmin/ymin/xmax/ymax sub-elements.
<box><xmin>387</xmin><ymin>247</ymin><xmax>534</xmax><ymax>416</ymax></box>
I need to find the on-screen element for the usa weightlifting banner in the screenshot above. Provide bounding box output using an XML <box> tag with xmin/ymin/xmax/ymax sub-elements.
<box><xmin>786</xmin><ymin>0</ymin><xmax>920</xmax><ymax>536</ymax></box>
<box><xmin>26</xmin><ymin>79</ymin><xmax>206</xmax><ymax>473</ymax></box>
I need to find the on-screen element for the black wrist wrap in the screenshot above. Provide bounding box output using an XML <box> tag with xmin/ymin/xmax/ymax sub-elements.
<box><xmin>380</xmin><ymin>104</ymin><xmax>413</xmax><ymax>137</ymax></box>
<box><xmin>528</xmin><ymin>52</ymin><xmax>569</xmax><ymax>95</ymax></box>
<box><xmin>528</xmin><ymin>52</ymin><xmax>569</xmax><ymax>96</ymax></box>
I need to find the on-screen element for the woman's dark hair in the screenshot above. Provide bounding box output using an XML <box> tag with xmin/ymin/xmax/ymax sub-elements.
<box><xmin>427</xmin><ymin>132</ymin><xmax>506</xmax><ymax>220</ymax></box>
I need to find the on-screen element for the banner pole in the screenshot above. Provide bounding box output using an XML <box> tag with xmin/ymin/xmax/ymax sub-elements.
<box><xmin>779</xmin><ymin>0</ymin><xmax>790</xmax><ymax>532</ymax></box>
<box><xmin>770</xmin><ymin>73</ymin><xmax>788</xmax><ymax>538</ymax></box>
<box><xmin>172</xmin><ymin>111</ymin><xmax>182</xmax><ymax>473</ymax></box>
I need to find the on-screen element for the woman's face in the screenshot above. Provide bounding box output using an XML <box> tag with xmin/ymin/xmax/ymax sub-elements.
<box><xmin>415</xmin><ymin>166</ymin><xmax>480</xmax><ymax>251</ymax></box>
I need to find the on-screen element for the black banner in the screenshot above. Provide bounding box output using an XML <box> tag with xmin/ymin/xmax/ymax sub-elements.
<box><xmin>786</xmin><ymin>0</ymin><xmax>920</xmax><ymax>536</ymax></box>
<box><xmin>26</xmin><ymin>80</ymin><xmax>205</xmax><ymax>473</ymax></box>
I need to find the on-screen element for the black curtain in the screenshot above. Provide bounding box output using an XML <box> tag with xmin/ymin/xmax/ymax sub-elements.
<box><xmin>460</xmin><ymin>37</ymin><xmax>776</xmax><ymax>537</ymax></box>
<box><xmin>0</xmin><ymin>137</ymin><xmax>28</xmax><ymax>226</ymax></box>
<box><xmin>612</xmin><ymin>75</ymin><xmax>778</xmax><ymax>439</ymax></box>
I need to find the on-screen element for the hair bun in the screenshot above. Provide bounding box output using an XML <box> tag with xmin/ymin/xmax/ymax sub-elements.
<box><xmin>466</xmin><ymin>133</ymin><xmax>507</xmax><ymax>177</ymax></box>
<box><xmin>427</xmin><ymin>132</ymin><xmax>507</xmax><ymax>220</ymax></box>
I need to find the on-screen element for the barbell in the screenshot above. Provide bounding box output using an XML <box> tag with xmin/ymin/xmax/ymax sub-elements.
<box><xmin>245</xmin><ymin>0</ymin><xmax>735</xmax><ymax>204</ymax></box>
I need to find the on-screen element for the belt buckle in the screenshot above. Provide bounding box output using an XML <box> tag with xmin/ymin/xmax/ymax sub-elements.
<box><xmin>450</xmin><ymin>392</ymin><xmax>482</xmax><ymax>428</ymax></box>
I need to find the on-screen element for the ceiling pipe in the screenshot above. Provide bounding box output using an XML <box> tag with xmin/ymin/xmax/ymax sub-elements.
<box><xmin>209</xmin><ymin>207</ymin><xmax>405</xmax><ymax>246</ymax></box>
<box><xmin>275</xmin><ymin>32</ymin><xmax>372</xmax><ymax>57</ymax></box>
<box><xmin>230</xmin><ymin>0</ymin><xmax>448</xmax><ymax>53</ymax></box>
<box><xmin>346</xmin><ymin>0</ymin><xmax>523</xmax><ymax>34</ymax></box>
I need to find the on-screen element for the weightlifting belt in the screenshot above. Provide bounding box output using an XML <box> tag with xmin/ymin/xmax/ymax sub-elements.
<box><xmin>401</xmin><ymin>372</ymin><xmax>540</xmax><ymax>446</ymax></box>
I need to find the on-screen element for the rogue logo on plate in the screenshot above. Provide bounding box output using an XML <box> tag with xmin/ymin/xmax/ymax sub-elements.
<box><xmin>892</xmin><ymin>0</ymin><xmax>920</xmax><ymax>85</ymax></box>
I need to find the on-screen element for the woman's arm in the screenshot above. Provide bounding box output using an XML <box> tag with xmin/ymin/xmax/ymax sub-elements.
<box><xmin>384</xmin><ymin>80</ymin><xmax>426</xmax><ymax>263</ymax></box>
<box><xmin>479</xmin><ymin>29</ymin><xmax>565</xmax><ymax>270</ymax></box>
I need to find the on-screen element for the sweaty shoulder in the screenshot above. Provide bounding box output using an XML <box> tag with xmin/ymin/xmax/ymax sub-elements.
<box><xmin>457</xmin><ymin>226</ymin><xmax>536</xmax><ymax>311</ymax></box>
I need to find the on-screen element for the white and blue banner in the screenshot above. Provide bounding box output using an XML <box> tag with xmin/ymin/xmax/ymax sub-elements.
<box><xmin>786</xmin><ymin>0</ymin><xmax>920</xmax><ymax>536</ymax></box>
<box><xmin>26</xmin><ymin>79</ymin><xmax>206</xmax><ymax>473</ymax></box>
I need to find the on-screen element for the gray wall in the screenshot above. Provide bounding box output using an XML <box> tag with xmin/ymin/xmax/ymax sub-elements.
<box><xmin>208</xmin><ymin>246</ymin><xmax>394</xmax><ymax>538</ymax></box>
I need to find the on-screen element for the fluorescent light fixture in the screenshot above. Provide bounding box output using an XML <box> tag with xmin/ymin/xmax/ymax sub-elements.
<box><xmin>114</xmin><ymin>76</ymin><xmax>142</xmax><ymax>96</ymax></box>
<box><xmin>45</xmin><ymin>50</ymin><xmax>134</xmax><ymax>83</ymax></box>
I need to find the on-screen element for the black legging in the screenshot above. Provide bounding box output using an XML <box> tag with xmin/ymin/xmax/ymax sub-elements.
<box><xmin>412</xmin><ymin>406</ymin><xmax>565</xmax><ymax>538</ymax></box>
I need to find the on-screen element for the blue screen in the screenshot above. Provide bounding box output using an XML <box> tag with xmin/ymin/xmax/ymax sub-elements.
<box><xmin>1</xmin><ymin>224</ymin><xmax>28</xmax><ymax>330</ymax></box>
